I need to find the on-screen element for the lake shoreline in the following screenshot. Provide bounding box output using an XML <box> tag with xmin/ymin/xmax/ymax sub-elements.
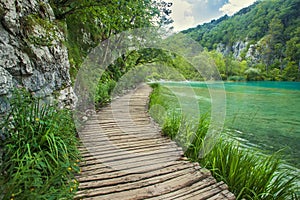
<box><xmin>148</xmin><ymin>83</ymin><xmax>299</xmax><ymax>199</ymax></box>
<box><xmin>150</xmin><ymin>81</ymin><xmax>300</xmax><ymax>169</ymax></box>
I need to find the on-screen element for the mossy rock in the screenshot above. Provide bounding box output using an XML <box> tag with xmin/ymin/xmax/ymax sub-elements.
<box><xmin>23</xmin><ymin>14</ymin><xmax>60</xmax><ymax>46</ymax></box>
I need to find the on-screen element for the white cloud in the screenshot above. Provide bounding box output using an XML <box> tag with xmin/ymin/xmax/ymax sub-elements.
<box><xmin>169</xmin><ymin>0</ymin><xmax>255</xmax><ymax>31</ymax></box>
<box><xmin>219</xmin><ymin>0</ymin><xmax>256</xmax><ymax>16</ymax></box>
<box><xmin>170</xmin><ymin>0</ymin><xmax>196</xmax><ymax>31</ymax></box>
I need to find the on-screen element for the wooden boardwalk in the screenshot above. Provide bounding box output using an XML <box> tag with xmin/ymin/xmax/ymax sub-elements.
<box><xmin>75</xmin><ymin>84</ymin><xmax>235</xmax><ymax>200</ymax></box>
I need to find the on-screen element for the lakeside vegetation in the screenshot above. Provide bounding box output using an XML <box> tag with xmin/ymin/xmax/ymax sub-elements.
<box><xmin>149</xmin><ymin>83</ymin><xmax>299</xmax><ymax>199</ymax></box>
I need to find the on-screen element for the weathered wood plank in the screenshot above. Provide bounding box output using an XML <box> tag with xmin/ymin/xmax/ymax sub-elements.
<box><xmin>78</xmin><ymin>160</ymin><xmax>192</xmax><ymax>176</ymax></box>
<box><xmin>145</xmin><ymin>176</ymin><xmax>216</xmax><ymax>200</ymax></box>
<box><xmin>79</xmin><ymin>140</ymin><xmax>178</xmax><ymax>158</ymax></box>
<box><xmin>79</xmin><ymin>153</ymin><xmax>185</xmax><ymax>172</ymax></box>
<box><xmin>77</xmin><ymin>161</ymin><xmax>195</xmax><ymax>182</ymax></box>
<box><xmin>78</xmin><ymin>162</ymin><xmax>201</xmax><ymax>188</ymax></box>
<box><xmin>79</xmin><ymin>141</ymin><xmax>178</xmax><ymax>155</ymax></box>
<box><xmin>80</xmin><ymin>145</ymin><xmax>182</xmax><ymax>161</ymax></box>
<box><xmin>75</xmin><ymin>169</ymin><xmax>205</xmax><ymax>199</ymax></box>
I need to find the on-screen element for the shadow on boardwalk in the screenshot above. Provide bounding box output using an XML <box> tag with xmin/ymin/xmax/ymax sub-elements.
<box><xmin>75</xmin><ymin>84</ymin><xmax>235</xmax><ymax>200</ymax></box>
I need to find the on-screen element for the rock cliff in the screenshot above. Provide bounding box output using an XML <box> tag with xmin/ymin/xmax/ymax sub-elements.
<box><xmin>0</xmin><ymin>0</ymin><xmax>75</xmax><ymax>113</ymax></box>
<box><xmin>216</xmin><ymin>40</ymin><xmax>265</xmax><ymax>67</ymax></box>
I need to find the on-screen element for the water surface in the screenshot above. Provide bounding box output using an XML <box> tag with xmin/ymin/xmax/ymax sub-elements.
<box><xmin>161</xmin><ymin>81</ymin><xmax>300</xmax><ymax>169</ymax></box>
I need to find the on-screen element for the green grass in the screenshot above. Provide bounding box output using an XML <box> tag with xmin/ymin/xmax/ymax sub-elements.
<box><xmin>149</xmin><ymin>83</ymin><xmax>299</xmax><ymax>200</ymax></box>
<box><xmin>0</xmin><ymin>89</ymin><xmax>81</xmax><ymax>199</ymax></box>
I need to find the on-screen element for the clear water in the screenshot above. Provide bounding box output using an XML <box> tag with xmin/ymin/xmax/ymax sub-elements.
<box><xmin>160</xmin><ymin>81</ymin><xmax>300</xmax><ymax>169</ymax></box>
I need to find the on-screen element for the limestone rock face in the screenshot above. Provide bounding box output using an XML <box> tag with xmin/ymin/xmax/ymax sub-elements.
<box><xmin>217</xmin><ymin>41</ymin><xmax>248</xmax><ymax>60</ymax></box>
<box><xmin>216</xmin><ymin>43</ymin><xmax>231</xmax><ymax>56</ymax></box>
<box><xmin>245</xmin><ymin>44</ymin><xmax>262</xmax><ymax>64</ymax></box>
<box><xmin>0</xmin><ymin>0</ymin><xmax>75</xmax><ymax>113</ymax></box>
<box><xmin>216</xmin><ymin>40</ymin><xmax>267</xmax><ymax>66</ymax></box>
<box><xmin>232</xmin><ymin>41</ymin><xmax>248</xmax><ymax>60</ymax></box>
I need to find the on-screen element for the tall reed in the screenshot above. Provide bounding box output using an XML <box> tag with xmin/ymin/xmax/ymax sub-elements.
<box><xmin>202</xmin><ymin>139</ymin><xmax>299</xmax><ymax>199</ymax></box>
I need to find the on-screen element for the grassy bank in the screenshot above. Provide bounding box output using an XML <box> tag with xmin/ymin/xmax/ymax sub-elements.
<box><xmin>149</xmin><ymin>83</ymin><xmax>299</xmax><ymax>200</ymax></box>
<box><xmin>0</xmin><ymin>89</ymin><xmax>81</xmax><ymax>199</ymax></box>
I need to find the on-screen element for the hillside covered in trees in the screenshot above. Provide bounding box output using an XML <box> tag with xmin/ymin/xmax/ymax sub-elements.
<box><xmin>182</xmin><ymin>0</ymin><xmax>300</xmax><ymax>81</ymax></box>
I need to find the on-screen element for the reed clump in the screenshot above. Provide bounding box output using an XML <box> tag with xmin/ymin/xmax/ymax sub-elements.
<box><xmin>0</xmin><ymin>89</ymin><xmax>81</xmax><ymax>199</ymax></box>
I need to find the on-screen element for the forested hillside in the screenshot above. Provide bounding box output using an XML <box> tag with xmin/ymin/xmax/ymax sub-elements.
<box><xmin>183</xmin><ymin>0</ymin><xmax>300</xmax><ymax>81</ymax></box>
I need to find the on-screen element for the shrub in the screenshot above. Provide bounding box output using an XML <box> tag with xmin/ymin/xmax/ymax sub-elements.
<box><xmin>244</xmin><ymin>67</ymin><xmax>263</xmax><ymax>81</ymax></box>
<box><xmin>228</xmin><ymin>75</ymin><xmax>246</xmax><ymax>82</ymax></box>
<box><xmin>0</xmin><ymin>89</ymin><xmax>80</xmax><ymax>199</ymax></box>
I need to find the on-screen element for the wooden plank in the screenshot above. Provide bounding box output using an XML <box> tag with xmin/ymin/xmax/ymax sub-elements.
<box><xmin>75</xmin><ymin>168</ymin><xmax>203</xmax><ymax>199</ymax></box>
<box><xmin>79</xmin><ymin>138</ymin><xmax>176</xmax><ymax>153</ymax></box>
<box><xmin>80</xmin><ymin>145</ymin><xmax>181</xmax><ymax>161</ymax></box>
<box><xmin>79</xmin><ymin>142</ymin><xmax>179</xmax><ymax>157</ymax></box>
<box><xmin>77</xmin><ymin>162</ymin><xmax>198</xmax><ymax>187</ymax></box>
<box><xmin>81</xmin><ymin>147</ymin><xmax>183</xmax><ymax>163</ymax></box>
<box><xmin>79</xmin><ymin>136</ymin><xmax>168</xmax><ymax>146</ymax></box>
<box><xmin>79</xmin><ymin>132</ymin><xmax>164</xmax><ymax>141</ymax></box>
<box><xmin>81</xmin><ymin>150</ymin><xmax>183</xmax><ymax>169</ymax></box>
<box><xmin>78</xmin><ymin>160</ymin><xmax>192</xmax><ymax>176</ymax></box>
<box><xmin>79</xmin><ymin>153</ymin><xmax>185</xmax><ymax>172</ymax></box>
<box><xmin>176</xmin><ymin>181</ymin><xmax>229</xmax><ymax>200</ymax></box>
<box><xmin>78</xmin><ymin>160</ymin><xmax>195</xmax><ymax>179</ymax></box>
<box><xmin>145</xmin><ymin>176</ymin><xmax>217</xmax><ymax>200</ymax></box>
<box><xmin>206</xmin><ymin>190</ymin><xmax>236</xmax><ymax>200</ymax></box>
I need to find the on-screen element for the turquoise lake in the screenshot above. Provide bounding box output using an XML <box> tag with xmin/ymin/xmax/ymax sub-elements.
<box><xmin>160</xmin><ymin>81</ymin><xmax>300</xmax><ymax>169</ymax></box>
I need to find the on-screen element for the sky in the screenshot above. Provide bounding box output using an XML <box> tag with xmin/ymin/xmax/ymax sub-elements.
<box><xmin>170</xmin><ymin>0</ymin><xmax>257</xmax><ymax>31</ymax></box>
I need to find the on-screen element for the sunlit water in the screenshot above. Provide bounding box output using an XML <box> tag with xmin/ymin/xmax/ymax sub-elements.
<box><xmin>159</xmin><ymin>81</ymin><xmax>300</xmax><ymax>169</ymax></box>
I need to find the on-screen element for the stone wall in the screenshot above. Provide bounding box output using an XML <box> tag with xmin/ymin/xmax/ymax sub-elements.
<box><xmin>0</xmin><ymin>0</ymin><xmax>75</xmax><ymax>113</ymax></box>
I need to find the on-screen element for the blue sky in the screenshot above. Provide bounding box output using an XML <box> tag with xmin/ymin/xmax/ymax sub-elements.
<box><xmin>170</xmin><ymin>0</ymin><xmax>257</xmax><ymax>31</ymax></box>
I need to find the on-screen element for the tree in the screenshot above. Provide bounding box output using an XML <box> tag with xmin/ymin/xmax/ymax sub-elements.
<box><xmin>51</xmin><ymin>0</ymin><xmax>173</xmax><ymax>77</ymax></box>
<box><xmin>286</xmin><ymin>27</ymin><xmax>300</xmax><ymax>63</ymax></box>
<box><xmin>283</xmin><ymin>62</ymin><xmax>300</xmax><ymax>81</ymax></box>
<box><xmin>244</xmin><ymin>67</ymin><xmax>262</xmax><ymax>81</ymax></box>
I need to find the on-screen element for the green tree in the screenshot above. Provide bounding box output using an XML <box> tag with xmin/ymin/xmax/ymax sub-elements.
<box><xmin>244</xmin><ymin>67</ymin><xmax>262</xmax><ymax>81</ymax></box>
<box><xmin>50</xmin><ymin>0</ymin><xmax>173</xmax><ymax>77</ymax></box>
<box><xmin>283</xmin><ymin>62</ymin><xmax>300</xmax><ymax>81</ymax></box>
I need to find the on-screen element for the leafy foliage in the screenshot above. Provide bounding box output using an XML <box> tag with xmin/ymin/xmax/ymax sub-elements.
<box><xmin>50</xmin><ymin>0</ymin><xmax>173</xmax><ymax>77</ymax></box>
<box><xmin>49</xmin><ymin>0</ymin><xmax>175</xmax><ymax>108</ymax></box>
<box><xmin>0</xmin><ymin>89</ymin><xmax>80</xmax><ymax>199</ymax></box>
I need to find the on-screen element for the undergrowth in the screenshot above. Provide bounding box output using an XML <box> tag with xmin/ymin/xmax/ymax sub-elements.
<box><xmin>149</xmin><ymin>83</ymin><xmax>299</xmax><ymax>200</ymax></box>
<box><xmin>0</xmin><ymin>89</ymin><xmax>81</xmax><ymax>199</ymax></box>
